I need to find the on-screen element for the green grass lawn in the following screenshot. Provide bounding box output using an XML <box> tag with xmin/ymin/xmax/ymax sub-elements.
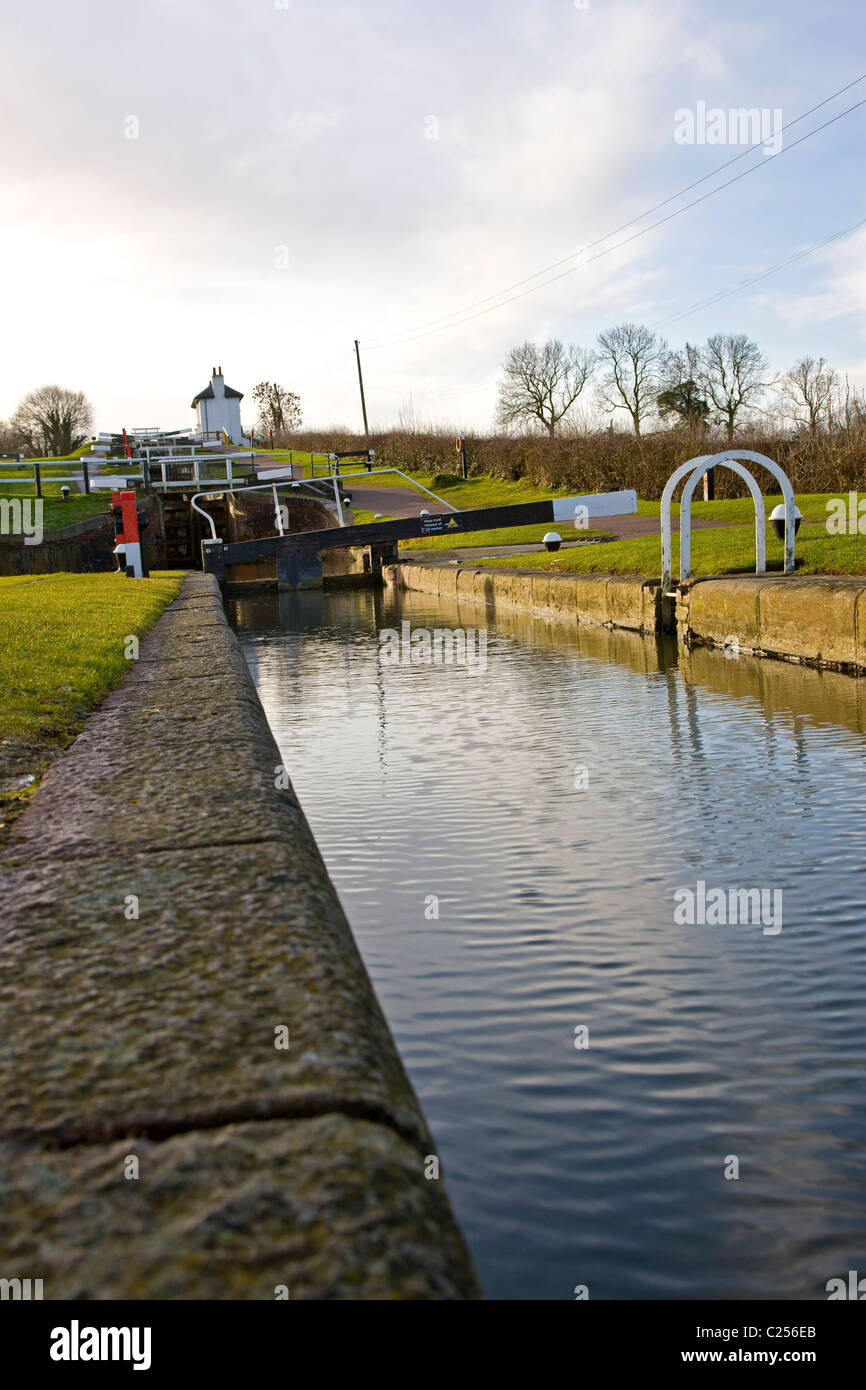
<box><xmin>265</xmin><ymin>452</ymin><xmax>442</xmax><ymax>485</ymax></box>
<box><xmin>0</xmin><ymin>442</ymin><xmax>95</xmax><ymax>465</ymax></box>
<box><xmin>282</xmin><ymin>452</ymin><xmax>357</xmax><ymax>479</ymax></box>
<box><xmin>0</xmin><ymin>573</ymin><xmax>184</xmax><ymax>829</ymax></box>
<box><xmin>635</xmin><ymin>491</ymin><xmax>843</xmax><ymax>526</ymax></box>
<box><xmin>478</xmin><ymin>522</ymin><xmax>866</xmax><ymax>577</ymax></box>
<box><xmin>411</xmin><ymin>474</ymin><xmax>567</xmax><ymax>508</ymax></box>
<box><xmin>1</xmin><ymin>466</ymin><xmax>78</xmax><ymax>479</ymax></box>
<box><xmin>0</xmin><ymin>487</ymin><xmax>109</xmax><ymax>529</ymax></box>
<box><xmin>1</xmin><ymin>571</ymin><xmax>184</xmax><ymax>741</ymax></box>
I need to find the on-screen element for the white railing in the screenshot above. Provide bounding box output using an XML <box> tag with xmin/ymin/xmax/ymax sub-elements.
<box><xmin>0</xmin><ymin>452</ymin><xmax>260</xmax><ymax>495</ymax></box>
<box><xmin>190</xmin><ymin>468</ymin><xmax>458</xmax><ymax>542</ymax></box>
<box><xmin>191</xmin><ymin>480</ymin><xmax>310</xmax><ymax>542</ymax></box>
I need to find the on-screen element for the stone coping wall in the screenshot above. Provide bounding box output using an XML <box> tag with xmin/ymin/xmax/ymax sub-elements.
<box><xmin>677</xmin><ymin>574</ymin><xmax>866</xmax><ymax>673</ymax></box>
<box><xmin>385</xmin><ymin>561</ymin><xmax>662</xmax><ymax>634</ymax></box>
<box><xmin>0</xmin><ymin>573</ymin><xmax>479</xmax><ymax>1300</ymax></box>
<box><xmin>386</xmin><ymin>562</ymin><xmax>866</xmax><ymax>675</ymax></box>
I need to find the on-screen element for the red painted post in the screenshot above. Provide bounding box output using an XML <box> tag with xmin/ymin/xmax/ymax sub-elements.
<box><xmin>112</xmin><ymin>489</ymin><xmax>144</xmax><ymax>577</ymax></box>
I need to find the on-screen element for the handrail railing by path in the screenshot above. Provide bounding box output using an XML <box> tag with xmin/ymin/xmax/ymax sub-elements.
<box><xmin>189</xmin><ymin>468</ymin><xmax>459</xmax><ymax>543</ymax></box>
<box><xmin>661</xmin><ymin>450</ymin><xmax>798</xmax><ymax>593</ymax></box>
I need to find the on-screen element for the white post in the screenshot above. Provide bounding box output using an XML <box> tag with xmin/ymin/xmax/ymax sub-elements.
<box><xmin>273</xmin><ymin>483</ymin><xmax>284</xmax><ymax>536</ymax></box>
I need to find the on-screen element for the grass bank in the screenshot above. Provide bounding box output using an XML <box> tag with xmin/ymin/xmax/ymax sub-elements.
<box><xmin>0</xmin><ymin>571</ymin><xmax>184</xmax><ymax>831</ymax></box>
<box><xmin>635</xmin><ymin>492</ymin><xmax>843</xmax><ymax>525</ymax></box>
<box><xmin>0</xmin><ymin>487</ymin><xmax>109</xmax><ymax>529</ymax></box>
<box><xmin>478</xmin><ymin>522</ymin><xmax>866</xmax><ymax>577</ymax></box>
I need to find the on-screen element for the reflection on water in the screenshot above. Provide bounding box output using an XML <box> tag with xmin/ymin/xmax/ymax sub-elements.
<box><xmin>228</xmin><ymin>585</ymin><xmax>866</xmax><ymax>1301</ymax></box>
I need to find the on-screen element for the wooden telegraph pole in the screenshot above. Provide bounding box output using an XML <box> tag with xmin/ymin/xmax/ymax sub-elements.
<box><xmin>354</xmin><ymin>340</ymin><xmax>369</xmax><ymax>436</ymax></box>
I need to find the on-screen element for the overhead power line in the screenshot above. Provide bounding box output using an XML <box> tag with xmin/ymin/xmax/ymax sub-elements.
<box><xmin>651</xmin><ymin>214</ymin><xmax>866</xmax><ymax>329</ymax></box>
<box><xmin>363</xmin><ymin>78</ymin><xmax>866</xmax><ymax>351</ymax></box>
<box><xmin>295</xmin><ymin>348</ymin><xmax>354</xmax><ymax>390</ymax></box>
<box><xmin>362</xmin><ymin>217</ymin><xmax>866</xmax><ymax>412</ymax></box>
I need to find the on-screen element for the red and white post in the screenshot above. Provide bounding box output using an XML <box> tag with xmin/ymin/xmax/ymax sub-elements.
<box><xmin>112</xmin><ymin>490</ymin><xmax>145</xmax><ymax>577</ymax></box>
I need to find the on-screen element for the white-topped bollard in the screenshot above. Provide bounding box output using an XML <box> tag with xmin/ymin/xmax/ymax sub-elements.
<box><xmin>770</xmin><ymin>502</ymin><xmax>802</xmax><ymax>541</ymax></box>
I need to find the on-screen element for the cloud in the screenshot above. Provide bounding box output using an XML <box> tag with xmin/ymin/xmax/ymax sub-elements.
<box><xmin>0</xmin><ymin>0</ymin><xmax>863</xmax><ymax>428</ymax></box>
<box><xmin>763</xmin><ymin>227</ymin><xmax>866</xmax><ymax>335</ymax></box>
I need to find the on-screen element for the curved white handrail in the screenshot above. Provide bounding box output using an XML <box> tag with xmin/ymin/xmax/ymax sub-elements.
<box><xmin>702</xmin><ymin>450</ymin><xmax>798</xmax><ymax>575</ymax></box>
<box><xmin>661</xmin><ymin>450</ymin><xmax>797</xmax><ymax>591</ymax></box>
<box><xmin>680</xmin><ymin>459</ymin><xmax>766</xmax><ymax>582</ymax></box>
<box><xmin>661</xmin><ymin>457</ymin><xmax>709</xmax><ymax>592</ymax></box>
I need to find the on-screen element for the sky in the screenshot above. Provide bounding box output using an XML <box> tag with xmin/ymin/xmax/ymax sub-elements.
<box><xmin>1</xmin><ymin>0</ymin><xmax>865</xmax><ymax>434</ymax></box>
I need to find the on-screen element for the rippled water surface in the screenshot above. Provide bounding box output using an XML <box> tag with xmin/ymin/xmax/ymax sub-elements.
<box><xmin>228</xmin><ymin>585</ymin><xmax>866</xmax><ymax>1300</ymax></box>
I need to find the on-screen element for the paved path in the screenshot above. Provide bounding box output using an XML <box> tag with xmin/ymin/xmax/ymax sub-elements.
<box><xmin>594</xmin><ymin>513</ymin><xmax>729</xmax><ymax>540</ymax></box>
<box><xmin>337</xmin><ymin>483</ymin><xmax>453</xmax><ymax>517</ymax></box>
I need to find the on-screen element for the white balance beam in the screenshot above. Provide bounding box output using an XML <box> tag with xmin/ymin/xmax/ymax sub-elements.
<box><xmin>552</xmin><ymin>490</ymin><xmax>637</xmax><ymax>522</ymax></box>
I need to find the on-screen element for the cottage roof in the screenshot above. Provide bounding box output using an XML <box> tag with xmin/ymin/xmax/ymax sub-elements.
<box><xmin>191</xmin><ymin>378</ymin><xmax>244</xmax><ymax>407</ymax></box>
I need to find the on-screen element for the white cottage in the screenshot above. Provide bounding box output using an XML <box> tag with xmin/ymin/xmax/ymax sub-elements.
<box><xmin>191</xmin><ymin>366</ymin><xmax>246</xmax><ymax>444</ymax></box>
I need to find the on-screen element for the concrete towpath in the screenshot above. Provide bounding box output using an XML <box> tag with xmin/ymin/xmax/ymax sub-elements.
<box><xmin>341</xmin><ymin>483</ymin><xmax>452</xmax><ymax>516</ymax></box>
<box><xmin>0</xmin><ymin>573</ymin><xmax>480</xmax><ymax>1300</ymax></box>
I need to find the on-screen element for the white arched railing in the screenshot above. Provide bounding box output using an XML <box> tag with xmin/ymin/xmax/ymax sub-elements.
<box><xmin>680</xmin><ymin>459</ymin><xmax>767</xmax><ymax>582</ymax></box>
<box><xmin>661</xmin><ymin>450</ymin><xmax>798</xmax><ymax>592</ymax></box>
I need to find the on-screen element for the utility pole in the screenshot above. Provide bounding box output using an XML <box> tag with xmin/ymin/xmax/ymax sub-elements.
<box><xmin>354</xmin><ymin>339</ymin><xmax>369</xmax><ymax>436</ymax></box>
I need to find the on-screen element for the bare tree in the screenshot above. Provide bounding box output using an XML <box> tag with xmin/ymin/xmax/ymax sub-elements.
<box><xmin>397</xmin><ymin>393</ymin><xmax>423</xmax><ymax>433</ymax></box>
<box><xmin>251</xmin><ymin>381</ymin><xmax>302</xmax><ymax>438</ymax></box>
<box><xmin>0</xmin><ymin>419</ymin><xmax>22</xmax><ymax>454</ymax></box>
<box><xmin>496</xmin><ymin>339</ymin><xmax>594</xmax><ymax>437</ymax></box>
<box><xmin>596</xmin><ymin>323</ymin><xmax>668</xmax><ymax>436</ymax></box>
<box><xmin>11</xmin><ymin>385</ymin><xmax>94</xmax><ymax>457</ymax></box>
<box><xmin>833</xmin><ymin>375</ymin><xmax>866</xmax><ymax>434</ymax></box>
<box><xmin>779</xmin><ymin>356</ymin><xmax>838</xmax><ymax>434</ymax></box>
<box><xmin>699</xmin><ymin>333</ymin><xmax>769</xmax><ymax>441</ymax></box>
